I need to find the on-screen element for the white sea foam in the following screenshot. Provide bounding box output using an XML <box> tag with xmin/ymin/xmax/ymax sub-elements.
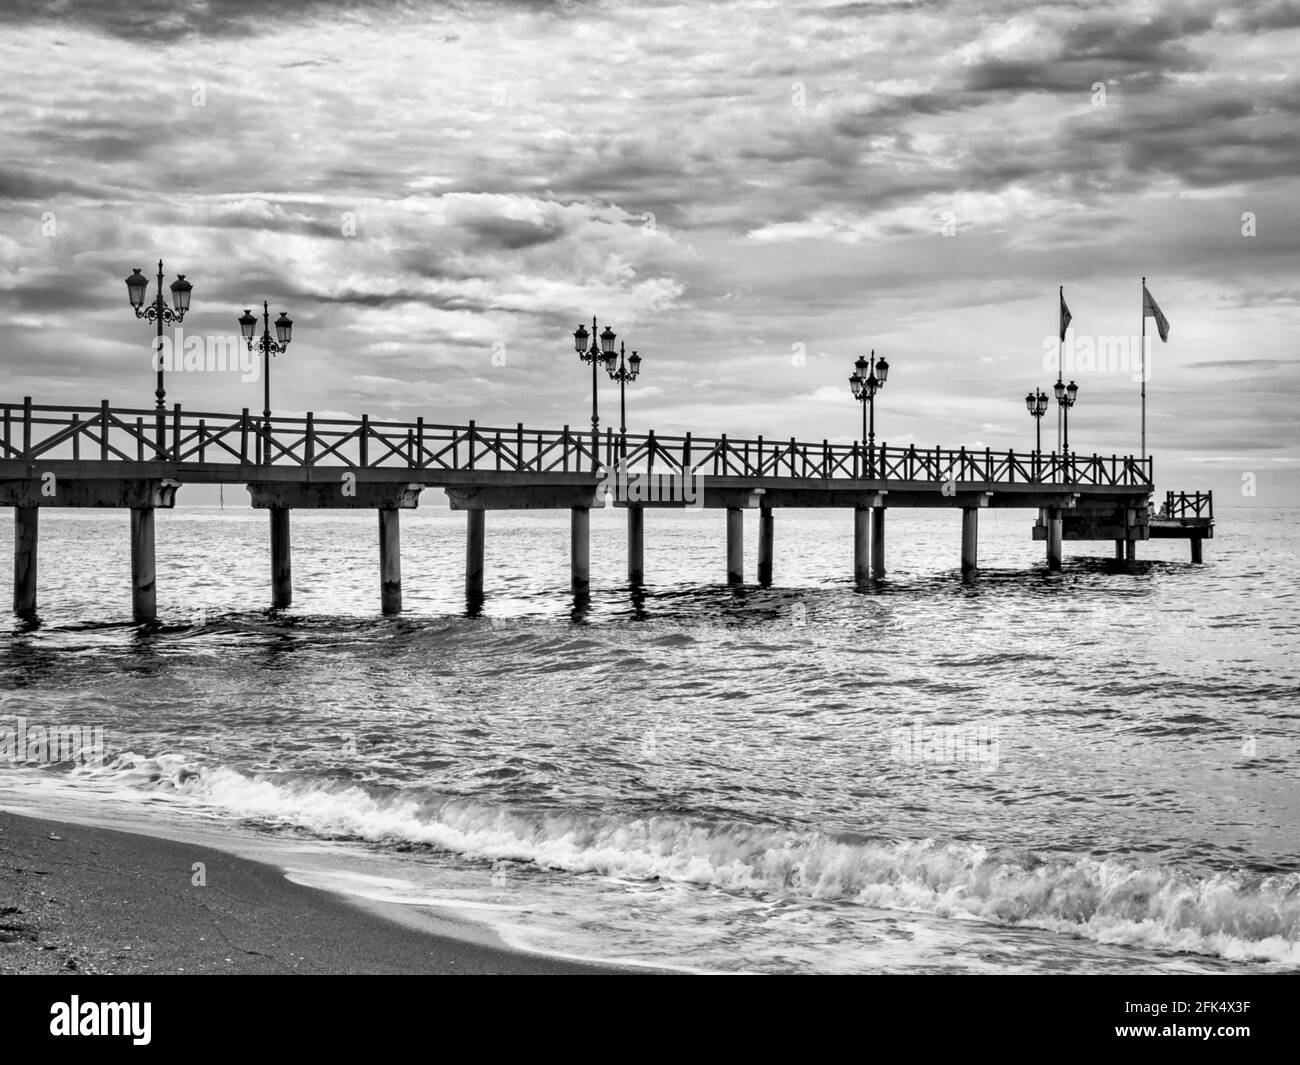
<box><xmin>73</xmin><ymin>752</ymin><xmax>1300</xmax><ymax>967</ymax></box>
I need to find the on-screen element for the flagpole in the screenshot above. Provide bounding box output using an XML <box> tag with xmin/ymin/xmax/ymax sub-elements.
<box><xmin>1140</xmin><ymin>276</ymin><xmax>1146</xmax><ymax>461</ymax></box>
<box><xmin>1057</xmin><ymin>285</ymin><xmax>1064</xmax><ymax>452</ymax></box>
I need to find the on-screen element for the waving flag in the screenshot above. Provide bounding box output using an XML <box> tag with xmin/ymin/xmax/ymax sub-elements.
<box><xmin>1143</xmin><ymin>283</ymin><xmax>1170</xmax><ymax>342</ymax></box>
<box><xmin>1059</xmin><ymin>286</ymin><xmax>1072</xmax><ymax>341</ymax></box>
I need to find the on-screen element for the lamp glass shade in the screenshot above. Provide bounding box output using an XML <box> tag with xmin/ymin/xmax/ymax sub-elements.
<box><xmin>125</xmin><ymin>268</ymin><xmax>148</xmax><ymax>308</ymax></box>
<box><xmin>1066</xmin><ymin>381</ymin><xmax>1079</xmax><ymax>403</ymax></box>
<box><xmin>854</xmin><ymin>355</ymin><xmax>869</xmax><ymax>376</ymax></box>
<box><xmin>628</xmin><ymin>352</ymin><xmax>641</xmax><ymax>378</ymax></box>
<box><xmin>599</xmin><ymin>326</ymin><xmax>616</xmax><ymax>355</ymax></box>
<box><xmin>1025</xmin><ymin>392</ymin><xmax>1036</xmax><ymax>413</ymax></box>
<box><xmin>875</xmin><ymin>356</ymin><xmax>889</xmax><ymax>384</ymax></box>
<box><xmin>849</xmin><ymin>372</ymin><xmax>862</xmax><ymax>397</ymax></box>
<box><xmin>275</xmin><ymin>312</ymin><xmax>293</xmax><ymax>345</ymax></box>
<box><xmin>573</xmin><ymin>324</ymin><xmax>588</xmax><ymax>353</ymax></box>
<box><xmin>238</xmin><ymin>309</ymin><xmax>257</xmax><ymax>340</ymax></box>
<box><xmin>1037</xmin><ymin>393</ymin><xmax>1049</xmax><ymax>415</ymax></box>
<box><xmin>603</xmin><ymin>349</ymin><xmax>618</xmax><ymax>374</ymax></box>
<box><xmin>1054</xmin><ymin>379</ymin><xmax>1066</xmax><ymax>401</ymax></box>
<box><xmin>169</xmin><ymin>274</ymin><xmax>192</xmax><ymax>312</ymax></box>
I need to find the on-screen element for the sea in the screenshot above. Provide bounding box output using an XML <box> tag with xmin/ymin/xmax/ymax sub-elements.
<box><xmin>1</xmin><ymin>504</ymin><xmax>1296</xmax><ymax>974</ymax></box>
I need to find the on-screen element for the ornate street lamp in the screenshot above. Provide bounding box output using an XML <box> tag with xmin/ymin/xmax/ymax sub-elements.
<box><xmin>1026</xmin><ymin>387</ymin><xmax>1050</xmax><ymax>481</ymax></box>
<box><xmin>239</xmin><ymin>301</ymin><xmax>293</xmax><ymax>420</ymax></box>
<box><xmin>848</xmin><ymin>349</ymin><xmax>889</xmax><ymax>477</ymax></box>
<box><xmin>1026</xmin><ymin>388</ymin><xmax>1050</xmax><ymax>449</ymax></box>
<box><xmin>603</xmin><ymin>342</ymin><xmax>642</xmax><ymax>459</ymax></box>
<box><xmin>573</xmin><ymin>318</ymin><xmax>617</xmax><ymax>467</ymax></box>
<box><xmin>1054</xmin><ymin>378</ymin><xmax>1079</xmax><ymax>454</ymax></box>
<box><xmin>125</xmin><ymin>260</ymin><xmax>192</xmax><ymax>412</ymax></box>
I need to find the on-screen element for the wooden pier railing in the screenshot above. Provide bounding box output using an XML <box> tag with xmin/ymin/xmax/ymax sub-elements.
<box><xmin>0</xmin><ymin>399</ymin><xmax>1154</xmax><ymax>487</ymax></box>
<box><xmin>1164</xmin><ymin>490</ymin><xmax>1213</xmax><ymax>519</ymax></box>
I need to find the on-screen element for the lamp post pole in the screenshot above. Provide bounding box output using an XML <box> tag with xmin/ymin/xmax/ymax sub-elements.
<box><xmin>590</xmin><ymin>324</ymin><xmax>599</xmax><ymax>459</ymax></box>
<box><xmin>153</xmin><ymin>262</ymin><xmax>164</xmax><ymax>408</ymax></box>
<box><xmin>573</xmin><ymin>318</ymin><xmax>617</xmax><ymax>469</ymax></box>
<box><xmin>1025</xmin><ymin>388</ymin><xmax>1049</xmax><ymax>480</ymax></box>
<box><xmin>124</xmin><ymin>260</ymin><xmax>192</xmax><ymax>456</ymax></box>
<box><xmin>1055</xmin><ymin>379</ymin><xmax>1079</xmax><ymax>452</ymax></box>
<box><xmin>1055</xmin><ymin>379</ymin><xmax>1079</xmax><ymax>482</ymax></box>
<box><xmin>239</xmin><ymin>302</ymin><xmax>293</xmax><ymax>421</ymax></box>
<box><xmin>239</xmin><ymin>302</ymin><xmax>293</xmax><ymax>464</ymax></box>
<box><xmin>848</xmin><ymin>349</ymin><xmax>890</xmax><ymax>477</ymax></box>
<box><xmin>604</xmin><ymin>342</ymin><xmax>643</xmax><ymax>460</ymax></box>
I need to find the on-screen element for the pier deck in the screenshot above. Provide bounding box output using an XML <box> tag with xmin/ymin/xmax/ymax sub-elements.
<box><xmin>0</xmin><ymin>400</ymin><xmax>1213</xmax><ymax>619</ymax></box>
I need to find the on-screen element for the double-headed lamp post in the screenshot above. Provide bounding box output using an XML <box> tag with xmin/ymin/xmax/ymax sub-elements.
<box><xmin>573</xmin><ymin>318</ymin><xmax>617</xmax><ymax>466</ymax></box>
<box><xmin>1025</xmin><ymin>388</ymin><xmax>1050</xmax><ymax>464</ymax></box>
<box><xmin>849</xmin><ymin>349</ymin><xmax>889</xmax><ymax>477</ymax></box>
<box><xmin>603</xmin><ymin>342</ymin><xmax>642</xmax><ymax>460</ymax></box>
<box><xmin>1054</xmin><ymin>379</ymin><xmax>1079</xmax><ymax>454</ymax></box>
<box><xmin>125</xmin><ymin>261</ymin><xmax>192</xmax><ymax>413</ymax></box>
<box><xmin>238</xmin><ymin>302</ymin><xmax>293</xmax><ymax>420</ymax></box>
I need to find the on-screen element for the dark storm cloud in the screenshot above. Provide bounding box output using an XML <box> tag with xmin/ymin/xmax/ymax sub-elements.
<box><xmin>3</xmin><ymin>0</ymin><xmax>572</xmax><ymax>41</ymax></box>
<box><xmin>0</xmin><ymin>168</ymin><xmax>116</xmax><ymax>201</ymax></box>
<box><xmin>2</xmin><ymin>0</ymin><xmax>395</xmax><ymax>41</ymax></box>
<box><xmin>1059</xmin><ymin>88</ymin><xmax>1300</xmax><ymax>191</ymax></box>
<box><xmin>1216</xmin><ymin>291</ymin><xmax>1300</xmax><ymax>309</ymax></box>
<box><xmin>1220</xmin><ymin>1</ymin><xmax>1300</xmax><ymax>33</ymax></box>
<box><xmin>938</xmin><ymin>7</ymin><xmax>1214</xmax><ymax>95</ymax></box>
<box><xmin>819</xmin><ymin>0</ymin><xmax>946</xmax><ymax>16</ymax></box>
<box><xmin>1185</xmin><ymin>359</ymin><xmax>1286</xmax><ymax>370</ymax></box>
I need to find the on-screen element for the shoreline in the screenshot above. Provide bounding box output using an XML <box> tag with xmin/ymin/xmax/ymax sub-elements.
<box><xmin>0</xmin><ymin>809</ymin><xmax>640</xmax><ymax>975</ymax></box>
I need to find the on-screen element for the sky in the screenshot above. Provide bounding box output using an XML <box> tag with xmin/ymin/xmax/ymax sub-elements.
<box><xmin>1</xmin><ymin>0</ymin><xmax>1297</xmax><ymax>505</ymax></box>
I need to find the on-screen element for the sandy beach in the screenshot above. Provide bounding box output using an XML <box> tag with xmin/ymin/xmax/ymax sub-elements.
<box><xmin>0</xmin><ymin>810</ymin><xmax>627</xmax><ymax>975</ymax></box>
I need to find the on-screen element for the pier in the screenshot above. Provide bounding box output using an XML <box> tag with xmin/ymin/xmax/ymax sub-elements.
<box><xmin>0</xmin><ymin>399</ymin><xmax>1213</xmax><ymax>621</ymax></box>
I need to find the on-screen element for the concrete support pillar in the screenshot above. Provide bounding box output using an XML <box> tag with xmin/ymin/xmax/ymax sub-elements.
<box><xmin>130</xmin><ymin>507</ymin><xmax>157</xmax><ymax>623</ymax></box>
<box><xmin>726</xmin><ymin>507</ymin><xmax>743</xmax><ymax>585</ymax></box>
<box><xmin>853</xmin><ymin>506</ymin><xmax>871</xmax><ymax>588</ymax></box>
<box><xmin>1125</xmin><ymin>538</ymin><xmax>1136</xmax><ymax>561</ymax></box>
<box><xmin>627</xmin><ymin>505</ymin><xmax>644</xmax><ymax>585</ymax></box>
<box><xmin>379</xmin><ymin>508</ymin><xmax>402</xmax><ymax>614</ymax></box>
<box><xmin>13</xmin><ymin>506</ymin><xmax>38</xmax><ymax>617</ymax></box>
<box><xmin>1046</xmin><ymin>508</ymin><xmax>1063</xmax><ymax>571</ymax></box>
<box><xmin>758</xmin><ymin>507</ymin><xmax>774</xmax><ymax>587</ymax></box>
<box><xmin>466</xmin><ymin>509</ymin><xmax>485</xmax><ymax>602</ymax></box>
<box><xmin>871</xmin><ymin>506</ymin><xmax>886</xmax><ymax>579</ymax></box>
<box><xmin>961</xmin><ymin>507</ymin><xmax>979</xmax><ymax>581</ymax></box>
<box><xmin>571</xmin><ymin>506</ymin><xmax>590</xmax><ymax>594</ymax></box>
<box><xmin>1114</xmin><ymin>539</ymin><xmax>1124</xmax><ymax>560</ymax></box>
<box><xmin>1190</xmin><ymin>536</ymin><xmax>1203</xmax><ymax>564</ymax></box>
<box><xmin>270</xmin><ymin>508</ymin><xmax>292</xmax><ymax>608</ymax></box>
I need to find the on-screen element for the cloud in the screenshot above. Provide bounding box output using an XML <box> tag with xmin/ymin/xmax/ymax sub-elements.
<box><xmin>0</xmin><ymin>0</ymin><xmax>1295</xmax><ymax>503</ymax></box>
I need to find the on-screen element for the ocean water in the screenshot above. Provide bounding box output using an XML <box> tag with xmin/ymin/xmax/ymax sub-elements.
<box><xmin>1</xmin><ymin>504</ymin><xmax>1297</xmax><ymax>973</ymax></box>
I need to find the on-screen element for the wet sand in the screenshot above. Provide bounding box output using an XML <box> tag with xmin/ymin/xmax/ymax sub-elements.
<box><xmin>0</xmin><ymin>810</ymin><xmax>630</xmax><ymax>975</ymax></box>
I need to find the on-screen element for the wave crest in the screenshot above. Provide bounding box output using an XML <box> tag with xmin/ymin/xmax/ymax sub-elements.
<box><xmin>79</xmin><ymin>754</ymin><xmax>1300</xmax><ymax>965</ymax></box>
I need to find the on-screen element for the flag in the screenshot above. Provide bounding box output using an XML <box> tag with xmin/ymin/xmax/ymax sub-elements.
<box><xmin>1059</xmin><ymin>286</ymin><xmax>1071</xmax><ymax>342</ymax></box>
<box><xmin>1143</xmin><ymin>283</ymin><xmax>1170</xmax><ymax>342</ymax></box>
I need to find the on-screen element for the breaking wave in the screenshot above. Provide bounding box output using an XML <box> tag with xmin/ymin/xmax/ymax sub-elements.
<box><xmin>76</xmin><ymin>753</ymin><xmax>1300</xmax><ymax>967</ymax></box>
